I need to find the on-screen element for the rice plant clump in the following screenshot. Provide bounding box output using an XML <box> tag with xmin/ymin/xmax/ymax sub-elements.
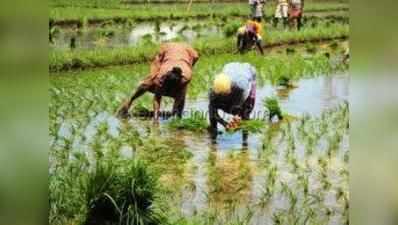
<box><xmin>223</xmin><ymin>20</ymin><xmax>241</xmax><ymax>37</ymax></box>
<box><xmin>277</xmin><ymin>75</ymin><xmax>292</xmax><ymax>87</ymax></box>
<box><xmin>168</xmin><ymin>115</ymin><xmax>208</xmax><ymax>132</ymax></box>
<box><xmin>85</xmin><ymin>159</ymin><xmax>164</xmax><ymax>225</ymax></box>
<box><xmin>264</xmin><ymin>97</ymin><xmax>283</xmax><ymax>121</ymax></box>
<box><xmin>239</xmin><ymin>119</ymin><xmax>266</xmax><ymax>133</ymax></box>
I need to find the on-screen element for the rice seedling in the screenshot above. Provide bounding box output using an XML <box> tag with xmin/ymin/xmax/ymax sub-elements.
<box><xmin>305</xmin><ymin>44</ymin><xmax>318</xmax><ymax>54</ymax></box>
<box><xmin>285</xmin><ymin>47</ymin><xmax>296</xmax><ymax>55</ymax></box>
<box><xmin>329</xmin><ymin>41</ymin><xmax>339</xmax><ymax>50</ymax></box>
<box><xmin>263</xmin><ymin>97</ymin><xmax>283</xmax><ymax>121</ymax></box>
<box><xmin>167</xmin><ymin>115</ymin><xmax>208</xmax><ymax>132</ymax></box>
<box><xmin>85</xmin><ymin>159</ymin><xmax>164</xmax><ymax>225</ymax></box>
<box><xmin>50</xmin><ymin>148</ymin><xmax>166</xmax><ymax>225</ymax></box>
<box><xmin>223</xmin><ymin>20</ymin><xmax>241</xmax><ymax>37</ymax></box>
<box><xmin>276</xmin><ymin>75</ymin><xmax>292</xmax><ymax>87</ymax></box>
<box><xmin>50</xmin><ymin>0</ymin><xmax>348</xmax><ymax>26</ymax></box>
<box><xmin>50</xmin><ymin>21</ymin><xmax>348</xmax><ymax>72</ymax></box>
<box><xmin>50</xmin><ymin>3</ymin><xmax>349</xmax><ymax>223</ymax></box>
<box><xmin>235</xmin><ymin>119</ymin><xmax>266</xmax><ymax>133</ymax></box>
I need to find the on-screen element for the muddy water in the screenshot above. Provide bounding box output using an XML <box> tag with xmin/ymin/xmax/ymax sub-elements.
<box><xmin>50</xmin><ymin>20</ymin><xmax>223</xmax><ymax>50</ymax></box>
<box><xmin>50</xmin><ymin>14</ymin><xmax>347</xmax><ymax>50</ymax></box>
<box><xmin>164</xmin><ymin>75</ymin><xmax>349</xmax><ymax>224</ymax></box>
<box><xmin>50</xmin><ymin>72</ymin><xmax>349</xmax><ymax>224</ymax></box>
<box><xmin>177</xmin><ymin>74</ymin><xmax>349</xmax><ymax>149</ymax></box>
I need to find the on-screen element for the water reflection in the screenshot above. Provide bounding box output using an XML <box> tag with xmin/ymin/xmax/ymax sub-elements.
<box><xmin>50</xmin><ymin>73</ymin><xmax>349</xmax><ymax>224</ymax></box>
<box><xmin>51</xmin><ymin>20</ymin><xmax>223</xmax><ymax>50</ymax></box>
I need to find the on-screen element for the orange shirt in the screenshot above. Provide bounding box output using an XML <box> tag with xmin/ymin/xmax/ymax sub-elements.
<box><xmin>246</xmin><ymin>20</ymin><xmax>263</xmax><ymax>35</ymax></box>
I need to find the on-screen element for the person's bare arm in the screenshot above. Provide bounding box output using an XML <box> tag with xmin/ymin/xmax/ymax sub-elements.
<box><xmin>188</xmin><ymin>47</ymin><xmax>200</xmax><ymax>66</ymax></box>
<box><xmin>117</xmin><ymin>83</ymin><xmax>149</xmax><ymax>118</ymax></box>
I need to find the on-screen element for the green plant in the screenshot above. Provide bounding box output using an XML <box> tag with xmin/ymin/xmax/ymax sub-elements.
<box><xmin>167</xmin><ymin>115</ymin><xmax>208</xmax><ymax>132</ymax></box>
<box><xmin>239</xmin><ymin>119</ymin><xmax>266</xmax><ymax>133</ymax></box>
<box><xmin>85</xmin><ymin>158</ymin><xmax>164</xmax><ymax>225</ymax></box>
<box><xmin>263</xmin><ymin>97</ymin><xmax>283</xmax><ymax>120</ymax></box>
<box><xmin>277</xmin><ymin>75</ymin><xmax>291</xmax><ymax>87</ymax></box>
<box><xmin>223</xmin><ymin>20</ymin><xmax>241</xmax><ymax>37</ymax></box>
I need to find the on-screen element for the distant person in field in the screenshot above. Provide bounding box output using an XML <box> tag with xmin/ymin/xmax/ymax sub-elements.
<box><xmin>117</xmin><ymin>42</ymin><xmax>199</xmax><ymax>120</ymax></box>
<box><xmin>236</xmin><ymin>20</ymin><xmax>264</xmax><ymax>55</ymax></box>
<box><xmin>208</xmin><ymin>62</ymin><xmax>257</xmax><ymax>144</ymax></box>
<box><xmin>288</xmin><ymin>0</ymin><xmax>304</xmax><ymax>30</ymax></box>
<box><xmin>273</xmin><ymin>0</ymin><xmax>289</xmax><ymax>28</ymax></box>
<box><xmin>253</xmin><ymin>0</ymin><xmax>266</xmax><ymax>22</ymax></box>
<box><xmin>249</xmin><ymin>0</ymin><xmax>258</xmax><ymax>19</ymax></box>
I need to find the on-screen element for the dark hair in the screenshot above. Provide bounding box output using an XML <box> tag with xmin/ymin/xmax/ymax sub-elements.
<box><xmin>162</xmin><ymin>67</ymin><xmax>183</xmax><ymax>92</ymax></box>
<box><xmin>231</xmin><ymin>105</ymin><xmax>242</xmax><ymax>115</ymax></box>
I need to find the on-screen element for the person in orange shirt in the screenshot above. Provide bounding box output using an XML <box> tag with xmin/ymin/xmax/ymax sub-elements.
<box><xmin>236</xmin><ymin>20</ymin><xmax>264</xmax><ymax>55</ymax></box>
<box><xmin>117</xmin><ymin>42</ymin><xmax>199</xmax><ymax>120</ymax></box>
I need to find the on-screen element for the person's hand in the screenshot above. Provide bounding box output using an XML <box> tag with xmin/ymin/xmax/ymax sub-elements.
<box><xmin>226</xmin><ymin>116</ymin><xmax>241</xmax><ymax>130</ymax></box>
<box><xmin>116</xmin><ymin>103</ymin><xmax>130</xmax><ymax>119</ymax></box>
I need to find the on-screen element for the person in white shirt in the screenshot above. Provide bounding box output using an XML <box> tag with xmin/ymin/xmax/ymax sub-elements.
<box><xmin>248</xmin><ymin>0</ymin><xmax>257</xmax><ymax>19</ymax></box>
<box><xmin>253</xmin><ymin>0</ymin><xmax>266</xmax><ymax>22</ymax></box>
<box><xmin>273</xmin><ymin>0</ymin><xmax>289</xmax><ymax>28</ymax></box>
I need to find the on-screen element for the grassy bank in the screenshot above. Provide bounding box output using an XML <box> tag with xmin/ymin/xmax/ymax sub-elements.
<box><xmin>49</xmin><ymin>23</ymin><xmax>348</xmax><ymax>72</ymax></box>
<box><xmin>50</xmin><ymin>2</ymin><xmax>348</xmax><ymax>25</ymax></box>
<box><xmin>50</xmin><ymin>0</ymin><xmax>348</xmax><ymax>8</ymax></box>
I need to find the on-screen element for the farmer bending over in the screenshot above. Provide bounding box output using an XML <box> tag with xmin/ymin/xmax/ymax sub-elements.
<box><xmin>236</xmin><ymin>20</ymin><xmax>264</xmax><ymax>55</ymax></box>
<box><xmin>117</xmin><ymin>42</ymin><xmax>199</xmax><ymax>120</ymax></box>
<box><xmin>208</xmin><ymin>62</ymin><xmax>257</xmax><ymax>144</ymax></box>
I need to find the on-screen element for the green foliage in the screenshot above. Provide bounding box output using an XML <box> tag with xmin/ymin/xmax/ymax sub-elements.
<box><xmin>223</xmin><ymin>20</ymin><xmax>241</xmax><ymax>37</ymax></box>
<box><xmin>305</xmin><ymin>44</ymin><xmax>318</xmax><ymax>54</ymax></box>
<box><xmin>132</xmin><ymin>102</ymin><xmax>152</xmax><ymax>117</ymax></box>
<box><xmin>50</xmin><ymin>1</ymin><xmax>348</xmax><ymax>24</ymax></box>
<box><xmin>49</xmin><ymin>3</ymin><xmax>350</xmax><ymax>224</ymax></box>
<box><xmin>263</xmin><ymin>97</ymin><xmax>283</xmax><ymax>120</ymax></box>
<box><xmin>85</xmin><ymin>159</ymin><xmax>163</xmax><ymax>225</ymax></box>
<box><xmin>167</xmin><ymin>115</ymin><xmax>208</xmax><ymax>132</ymax></box>
<box><xmin>49</xmin><ymin>22</ymin><xmax>349</xmax><ymax>72</ymax></box>
<box><xmin>239</xmin><ymin>119</ymin><xmax>266</xmax><ymax>133</ymax></box>
<box><xmin>277</xmin><ymin>75</ymin><xmax>291</xmax><ymax>87</ymax></box>
<box><xmin>49</xmin><ymin>153</ymin><xmax>165</xmax><ymax>225</ymax></box>
<box><xmin>49</xmin><ymin>43</ymin><xmax>158</xmax><ymax>72</ymax></box>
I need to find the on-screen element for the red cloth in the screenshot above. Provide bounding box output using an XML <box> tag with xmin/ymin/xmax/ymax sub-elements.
<box><xmin>289</xmin><ymin>5</ymin><xmax>302</xmax><ymax>18</ymax></box>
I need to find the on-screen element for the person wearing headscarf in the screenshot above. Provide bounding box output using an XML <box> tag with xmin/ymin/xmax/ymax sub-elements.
<box><xmin>208</xmin><ymin>62</ymin><xmax>257</xmax><ymax>144</ymax></box>
<box><xmin>236</xmin><ymin>20</ymin><xmax>264</xmax><ymax>55</ymax></box>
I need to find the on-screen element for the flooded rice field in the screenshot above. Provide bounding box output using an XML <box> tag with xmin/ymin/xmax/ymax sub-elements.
<box><xmin>50</xmin><ymin>19</ymin><xmax>223</xmax><ymax>49</ymax></box>
<box><xmin>50</xmin><ymin>58</ymin><xmax>349</xmax><ymax>224</ymax></box>
<box><xmin>49</xmin><ymin>14</ymin><xmax>348</xmax><ymax>50</ymax></box>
